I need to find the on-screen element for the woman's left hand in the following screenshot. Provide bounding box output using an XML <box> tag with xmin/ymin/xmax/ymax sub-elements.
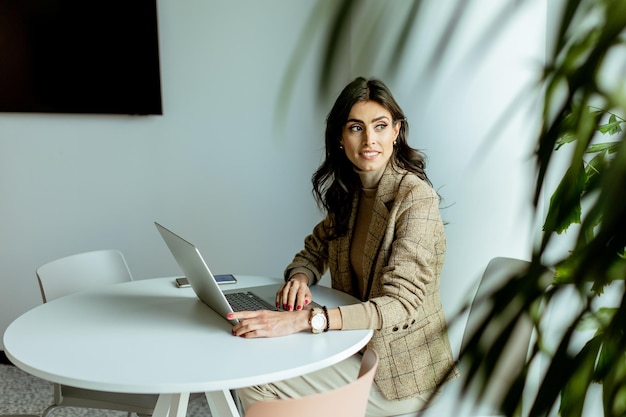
<box><xmin>228</xmin><ymin>309</ymin><xmax>310</xmax><ymax>338</ymax></box>
<box><xmin>276</xmin><ymin>274</ymin><xmax>312</xmax><ymax>311</ymax></box>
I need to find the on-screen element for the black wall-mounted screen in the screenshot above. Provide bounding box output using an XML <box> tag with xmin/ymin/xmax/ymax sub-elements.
<box><xmin>0</xmin><ymin>0</ymin><xmax>162</xmax><ymax>115</ymax></box>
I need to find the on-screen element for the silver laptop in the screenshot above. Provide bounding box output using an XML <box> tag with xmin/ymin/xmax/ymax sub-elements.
<box><xmin>155</xmin><ymin>222</ymin><xmax>283</xmax><ymax>324</ymax></box>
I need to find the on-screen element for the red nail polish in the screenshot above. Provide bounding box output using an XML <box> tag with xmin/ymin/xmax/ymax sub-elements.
<box><xmin>288</xmin><ymin>305</ymin><xmax>293</xmax><ymax>311</ymax></box>
<box><xmin>305</xmin><ymin>299</ymin><xmax>309</xmax><ymax>305</ymax></box>
<box><xmin>296</xmin><ymin>305</ymin><xmax>302</xmax><ymax>310</ymax></box>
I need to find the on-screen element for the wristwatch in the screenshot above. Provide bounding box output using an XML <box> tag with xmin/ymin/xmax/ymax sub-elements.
<box><xmin>309</xmin><ymin>308</ymin><xmax>327</xmax><ymax>334</ymax></box>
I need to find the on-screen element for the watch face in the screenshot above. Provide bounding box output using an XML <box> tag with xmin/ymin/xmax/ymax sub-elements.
<box><xmin>311</xmin><ymin>314</ymin><xmax>325</xmax><ymax>330</ymax></box>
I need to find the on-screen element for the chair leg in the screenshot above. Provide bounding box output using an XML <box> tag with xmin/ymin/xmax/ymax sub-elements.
<box><xmin>40</xmin><ymin>404</ymin><xmax>61</xmax><ymax>417</ymax></box>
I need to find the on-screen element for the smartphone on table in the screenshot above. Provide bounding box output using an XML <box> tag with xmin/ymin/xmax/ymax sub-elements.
<box><xmin>175</xmin><ymin>274</ymin><xmax>237</xmax><ymax>287</ymax></box>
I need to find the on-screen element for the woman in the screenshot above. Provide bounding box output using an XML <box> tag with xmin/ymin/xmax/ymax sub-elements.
<box><xmin>229</xmin><ymin>77</ymin><xmax>458</xmax><ymax>416</ymax></box>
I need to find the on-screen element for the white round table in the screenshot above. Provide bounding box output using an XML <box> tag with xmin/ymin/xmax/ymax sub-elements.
<box><xmin>3</xmin><ymin>276</ymin><xmax>373</xmax><ymax>417</ymax></box>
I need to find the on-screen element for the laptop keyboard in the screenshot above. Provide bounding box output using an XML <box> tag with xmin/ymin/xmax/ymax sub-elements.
<box><xmin>225</xmin><ymin>291</ymin><xmax>276</xmax><ymax>312</ymax></box>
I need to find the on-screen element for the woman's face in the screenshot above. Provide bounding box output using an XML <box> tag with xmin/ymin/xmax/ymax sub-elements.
<box><xmin>340</xmin><ymin>100</ymin><xmax>399</xmax><ymax>173</ymax></box>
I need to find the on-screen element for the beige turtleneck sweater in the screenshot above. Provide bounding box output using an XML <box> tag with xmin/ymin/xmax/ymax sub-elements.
<box><xmin>338</xmin><ymin>185</ymin><xmax>383</xmax><ymax>330</ymax></box>
<box><xmin>338</xmin><ymin>167</ymin><xmax>384</xmax><ymax>330</ymax></box>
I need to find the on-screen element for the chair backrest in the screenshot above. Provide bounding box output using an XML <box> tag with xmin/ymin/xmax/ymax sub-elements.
<box><xmin>459</xmin><ymin>256</ymin><xmax>548</xmax><ymax>415</ymax></box>
<box><xmin>460</xmin><ymin>257</ymin><xmax>534</xmax><ymax>348</ymax></box>
<box><xmin>36</xmin><ymin>249</ymin><xmax>133</xmax><ymax>303</ymax></box>
<box><xmin>244</xmin><ymin>348</ymin><xmax>379</xmax><ymax>417</ymax></box>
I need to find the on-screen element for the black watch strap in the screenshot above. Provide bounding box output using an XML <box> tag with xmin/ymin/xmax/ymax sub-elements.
<box><xmin>322</xmin><ymin>306</ymin><xmax>330</xmax><ymax>332</ymax></box>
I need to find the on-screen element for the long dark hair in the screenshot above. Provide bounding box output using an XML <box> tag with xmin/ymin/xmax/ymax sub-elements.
<box><xmin>312</xmin><ymin>77</ymin><xmax>430</xmax><ymax>238</ymax></box>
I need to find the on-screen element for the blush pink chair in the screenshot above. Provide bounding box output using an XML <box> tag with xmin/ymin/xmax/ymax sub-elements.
<box><xmin>244</xmin><ymin>348</ymin><xmax>379</xmax><ymax>417</ymax></box>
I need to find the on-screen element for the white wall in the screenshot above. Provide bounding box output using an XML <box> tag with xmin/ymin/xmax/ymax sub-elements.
<box><xmin>1</xmin><ymin>0</ymin><xmax>545</xmax><ymax>355</ymax></box>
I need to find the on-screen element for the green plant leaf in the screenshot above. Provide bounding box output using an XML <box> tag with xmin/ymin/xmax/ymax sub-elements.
<box><xmin>583</xmin><ymin>149</ymin><xmax>609</xmax><ymax>192</ymax></box>
<box><xmin>599</xmin><ymin>299</ymin><xmax>626</xmax><ymax>417</ymax></box>
<box><xmin>598</xmin><ymin>119</ymin><xmax>623</xmax><ymax>135</ymax></box>
<box><xmin>587</xmin><ymin>141</ymin><xmax>621</xmax><ymax>154</ymax></box>
<box><xmin>543</xmin><ymin>163</ymin><xmax>585</xmax><ymax>234</ymax></box>
<box><xmin>603</xmin><ymin>353</ymin><xmax>626</xmax><ymax>417</ymax></box>
<box><xmin>560</xmin><ymin>335</ymin><xmax>603</xmax><ymax>417</ymax></box>
<box><xmin>578</xmin><ymin>307</ymin><xmax>616</xmax><ymax>332</ymax></box>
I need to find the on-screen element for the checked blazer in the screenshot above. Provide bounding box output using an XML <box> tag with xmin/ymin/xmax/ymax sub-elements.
<box><xmin>285</xmin><ymin>163</ymin><xmax>458</xmax><ymax>400</ymax></box>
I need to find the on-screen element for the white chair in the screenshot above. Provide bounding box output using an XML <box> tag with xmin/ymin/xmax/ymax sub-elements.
<box><xmin>396</xmin><ymin>257</ymin><xmax>543</xmax><ymax>417</ymax></box>
<box><xmin>243</xmin><ymin>348</ymin><xmax>379</xmax><ymax>417</ymax></box>
<box><xmin>36</xmin><ymin>249</ymin><xmax>134</xmax><ymax>303</ymax></box>
<box><xmin>36</xmin><ymin>250</ymin><xmax>159</xmax><ymax>417</ymax></box>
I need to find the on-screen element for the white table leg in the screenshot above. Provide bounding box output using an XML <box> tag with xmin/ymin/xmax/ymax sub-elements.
<box><xmin>152</xmin><ymin>393</ymin><xmax>191</xmax><ymax>417</ymax></box>
<box><xmin>205</xmin><ymin>390</ymin><xmax>241</xmax><ymax>417</ymax></box>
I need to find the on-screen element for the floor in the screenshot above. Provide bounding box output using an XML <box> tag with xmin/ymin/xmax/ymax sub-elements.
<box><xmin>0</xmin><ymin>364</ymin><xmax>212</xmax><ymax>417</ymax></box>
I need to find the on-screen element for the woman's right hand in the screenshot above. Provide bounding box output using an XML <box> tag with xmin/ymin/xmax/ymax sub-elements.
<box><xmin>276</xmin><ymin>273</ymin><xmax>312</xmax><ymax>311</ymax></box>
